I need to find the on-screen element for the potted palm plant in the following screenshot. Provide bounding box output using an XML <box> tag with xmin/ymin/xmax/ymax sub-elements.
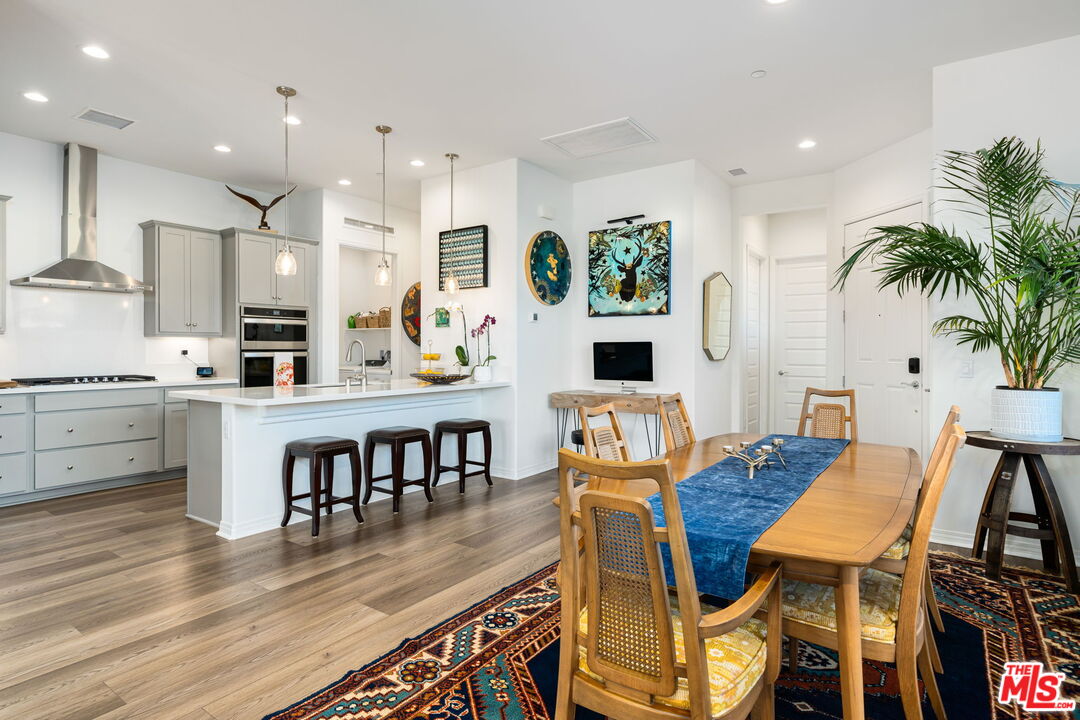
<box><xmin>835</xmin><ymin>137</ymin><xmax>1080</xmax><ymax>443</ymax></box>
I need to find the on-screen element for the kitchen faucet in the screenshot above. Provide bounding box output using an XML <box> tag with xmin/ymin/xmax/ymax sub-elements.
<box><xmin>345</xmin><ymin>339</ymin><xmax>367</xmax><ymax>389</ymax></box>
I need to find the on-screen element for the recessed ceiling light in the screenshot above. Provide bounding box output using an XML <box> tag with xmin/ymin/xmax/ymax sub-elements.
<box><xmin>213</xmin><ymin>144</ymin><xmax>231</xmax><ymax>153</ymax></box>
<box><xmin>283</xmin><ymin>115</ymin><xmax>301</xmax><ymax>125</ymax></box>
<box><xmin>765</xmin><ymin>0</ymin><xmax>789</xmax><ymax>4</ymax></box>
<box><xmin>750</xmin><ymin>69</ymin><xmax>767</xmax><ymax>79</ymax></box>
<box><xmin>23</xmin><ymin>91</ymin><xmax>48</xmax><ymax>103</ymax></box>
<box><xmin>82</xmin><ymin>45</ymin><xmax>110</xmax><ymax>59</ymax></box>
<box><xmin>410</xmin><ymin>159</ymin><xmax>425</xmax><ymax>167</ymax></box>
<box><xmin>798</xmin><ymin>139</ymin><xmax>817</xmax><ymax>150</ymax></box>
<box><xmin>338</xmin><ymin>178</ymin><xmax>352</xmax><ymax>186</ymax></box>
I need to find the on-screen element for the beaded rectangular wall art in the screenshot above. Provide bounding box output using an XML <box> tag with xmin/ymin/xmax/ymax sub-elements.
<box><xmin>439</xmin><ymin>224</ymin><xmax>489</xmax><ymax>290</ymax></box>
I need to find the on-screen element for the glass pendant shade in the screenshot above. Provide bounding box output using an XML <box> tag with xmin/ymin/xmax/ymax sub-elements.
<box><xmin>444</xmin><ymin>271</ymin><xmax>460</xmax><ymax>295</ymax></box>
<box><xmin>374</xmin><ymin>258</ymin><xmax>391</xmax><ymax>286</ymax></box>
<box><xmin>274</xmin><ymin>246</ymin><xmax>298</xmax><ymax>276</ymax></box>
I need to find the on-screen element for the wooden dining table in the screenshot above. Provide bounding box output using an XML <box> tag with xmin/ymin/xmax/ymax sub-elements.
<box><xmin>567</xmin><ymin>432</ymin><xmax>922</xmax><ymax>720</ymax></box>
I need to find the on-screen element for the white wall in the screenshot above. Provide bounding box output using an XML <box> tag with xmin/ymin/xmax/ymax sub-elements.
<box><xmin>316</xmin><ymin>189</ymin><xmax>420</xmax><ymax>381</ymax></box>
<box><xmin>515</xmin><ymin>161</ymin><xmax>575</xmax><ymax>477</ymax></box>
<box><xmin>929</xmin><ymin>35</ymin><xmax>1080</xmax><ymax>555</ymax></box>
<box><xmin>829</xmin><ymin>130</ymin><xmax>933</xmax><ymax>388</ymax></box>
<box><xmin>0</xmin><ymin>131</ymin><xmax>273</xmax><ymax>379</ymax></box>
<box><xmin>692</xmin><ymin>163</ymin><xmax>736</xmax><ymax>439</ymax></box>
<box><xmin>767</xmin><ymin>208</ymin><xmax>827</xmax><ymax>259</ymax></box>
<box><xmin>420</xmin><ymin>159</ymin><xmax>519</xmax><ymax>476</ymax></box>
<box><xmin>570</xmin><ymin>160</ymin><xmax>735</xmax><ymax>452</ymax></box>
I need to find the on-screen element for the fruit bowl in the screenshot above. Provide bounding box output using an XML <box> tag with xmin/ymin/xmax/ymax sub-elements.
<box><xmin>410</xmin><ymin>372</ymin><xmax>470</xmax><ymax>385</ymax></box>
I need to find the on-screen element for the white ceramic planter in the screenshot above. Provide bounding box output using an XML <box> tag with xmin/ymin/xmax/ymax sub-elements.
<box><xmin>473</xmin><ymin>365</ymin><xmax>493</xmax><ymax>383</ymax></box>
<box><xmin>990</xmin><ymin>386</ymin><xmax>1063</xmax><ymax>443</ymax></box>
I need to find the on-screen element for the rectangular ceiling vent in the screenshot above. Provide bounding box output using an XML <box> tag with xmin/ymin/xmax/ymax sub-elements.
<box><xmin>728</xmin><ymin>167</ymin><xmax>748</xmax><ymax>177</ymax></box>
<box><xmin>75</xmin><ymin>108</ymin><xmax>135</xmax><ymax>130</ymax></box>
<box><xmin>541</xmin><ymin>117</ymin><xmax>655</xmax><ymax>159</ymax></box>
<box><xmin>343</xmin><ymin>216</ymin><xmax>394</xmax><ymax>235</ymax></box>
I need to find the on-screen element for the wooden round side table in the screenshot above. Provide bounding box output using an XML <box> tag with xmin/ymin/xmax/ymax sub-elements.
<box><xmin>968</xmin><ymin>431</ymin><xmax>1080</xmax><ymax>592</ymax></box>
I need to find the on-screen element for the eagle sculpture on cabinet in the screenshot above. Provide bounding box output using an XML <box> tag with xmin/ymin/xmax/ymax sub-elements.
<box><xmin>225</xmin><ymin>185</ymin><xmax>295</xmax><ymax>231</ymax></box>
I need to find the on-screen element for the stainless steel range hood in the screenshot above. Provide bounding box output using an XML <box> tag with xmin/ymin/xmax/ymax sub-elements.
<box><xmin>11</xmin><ymin>144</ymin><xmax>151</xmax><ymax>293</ymax></box>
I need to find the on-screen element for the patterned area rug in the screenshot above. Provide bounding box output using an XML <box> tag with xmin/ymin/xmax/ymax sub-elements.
<box><xmin>264</xmin><ymin>553</ymin><xmax>1080</xmax><ymax>719</ymax></box>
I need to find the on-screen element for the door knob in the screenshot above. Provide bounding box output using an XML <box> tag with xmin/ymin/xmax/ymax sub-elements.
<box><xmin>777</xmin><ymin>370</ymin><xmax>787</xmax><ymax>376</ymax></box>
<box><xmin>901</xmin><ymin>380</ymin><xmax>921</xmax><ymax>389</ymax></box>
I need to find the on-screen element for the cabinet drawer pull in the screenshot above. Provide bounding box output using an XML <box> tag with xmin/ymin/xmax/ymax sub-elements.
<box><xmin>128</xmin><ymin>456</ymin><xmax>135</xmax><ymax>462</ymax></box>
<box><xmin>128</xmin><ymin>422</ymin><xmax>135</xmax><ymax>427</ymax></box>
<box><xmin>67</xmin><ymin>428</ymin><xmax>74</xmax><ymax>433</ymax></box>
<box><xmin>67</xmin><ymin>465</ymin><xmax>74</xmax><ymax>470</ymax></box>
<box><xmin>192</xmin><ymin>322</ymin><xmax>198</xmax><ymax>327</ymax></box>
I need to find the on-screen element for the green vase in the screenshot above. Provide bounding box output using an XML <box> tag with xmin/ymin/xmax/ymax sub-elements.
<box><xmin>347</xmin><ymin>315</ymin><xmax>356</xmax><ymax>329</ymax></box>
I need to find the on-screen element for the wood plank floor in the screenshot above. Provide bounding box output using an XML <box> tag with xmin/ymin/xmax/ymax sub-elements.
<box><xmin>0</xmin><ymin>472</ymin><xmax>561</xmax><ymax>720</ymax></box>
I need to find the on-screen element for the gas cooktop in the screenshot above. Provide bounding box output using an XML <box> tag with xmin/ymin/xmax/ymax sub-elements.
<box><xmin>12</xmin><ymin>374</ymin><xmax>158</xmax><ymax>386</ymax></box>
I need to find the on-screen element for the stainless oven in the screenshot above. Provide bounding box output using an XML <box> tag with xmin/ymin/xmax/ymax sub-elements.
<box><xmin>241</xmin><ymin>351</ymin><xmax>309</xmax><ymax>387</ymax></box>
<box><xmin>241</xmin><ymin>306</ymin><xmax>308</xmax><ymax>350</ymax></box>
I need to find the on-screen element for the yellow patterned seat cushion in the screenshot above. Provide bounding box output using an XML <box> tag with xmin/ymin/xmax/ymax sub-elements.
<box><xmin>577</xmin><ymin>596</ymin><xmax>767</xmax><ymax>716</ymax></box>
<box><xmin>879</xmin><ymin>524</ymin><xmax>913</xmax><ymax>561</ymax></box>
<box><xmin>782</xmin><ymin>568</ymin><xmax>902</xmax><ymax>643</ymax></box>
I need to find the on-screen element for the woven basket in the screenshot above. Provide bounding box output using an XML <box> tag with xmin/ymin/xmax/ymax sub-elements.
<box><xmin>378</xmin><ymin>306</ymin><xmax>391</xmax><ymax>328</ymax></box>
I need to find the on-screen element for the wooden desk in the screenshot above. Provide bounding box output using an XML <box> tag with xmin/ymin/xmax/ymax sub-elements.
<box><xmin>549</xmin><ymin>389</ymin><xmax>663</xmax><ymax>455</ymax></box>
<box><xmin>565</xmin><ymin>433</ymin><xmax>921</xmax><ymax>720</ymax></box>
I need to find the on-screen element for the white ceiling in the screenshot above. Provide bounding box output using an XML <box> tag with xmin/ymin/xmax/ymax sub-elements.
<box><xmin>3</xmin><ymin>0</ymin><xmax>1079</xmax><ymax>210</ymax></box>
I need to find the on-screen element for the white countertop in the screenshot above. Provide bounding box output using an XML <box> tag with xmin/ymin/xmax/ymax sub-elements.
<box><xmin>0</xmin><ymin>377</ymin><xmax>238</xmax><ymax>395</ymax></box>
<box><xmin>170</xmin><ymin>379</ymin><xmax>510</xmax><ymax>407</ymax></box>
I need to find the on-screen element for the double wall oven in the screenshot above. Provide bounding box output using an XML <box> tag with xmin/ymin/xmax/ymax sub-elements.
<box><xmin>240</xmin><ymin>306</ymin><xmax>309</xmax><ymax>386</ymax></box>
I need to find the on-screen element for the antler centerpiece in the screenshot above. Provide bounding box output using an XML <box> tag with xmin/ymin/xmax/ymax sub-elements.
<box><xmin>722</xmin><ymin>438</ymin><xmax>788</xmax><ymax>479</ymax></box>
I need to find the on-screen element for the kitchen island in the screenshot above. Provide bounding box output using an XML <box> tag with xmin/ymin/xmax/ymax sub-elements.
<box><xmin>170</xmin><ymin>379</ymin><xmax>512</xmax><ymax>539</ymax></box>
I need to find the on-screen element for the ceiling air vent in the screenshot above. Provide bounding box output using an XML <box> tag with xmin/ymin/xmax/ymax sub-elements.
<box><xmin>343</xmin><ymin>216</ymin><xmax>394</xmax><ymax>234</ymax></box>
<box><xmin>75</xmin><ymin>108</ymin><xmax>135</xmax><ymax>130</ymax></box>
<box><xmin>728</xmin><ymin>167</ymin><xmax>748</xmax><ymax>177</ymax></box>
<box><xmin>541</xmin><ymin>117</ymin><xmax>655</xmax><ymax>159</ymax></box>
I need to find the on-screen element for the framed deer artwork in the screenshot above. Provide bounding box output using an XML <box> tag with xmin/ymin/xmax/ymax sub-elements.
<box><xmin>587</xmin><ymin>220</ymin><xmax>671</xmax><ymax>316</ymax></box>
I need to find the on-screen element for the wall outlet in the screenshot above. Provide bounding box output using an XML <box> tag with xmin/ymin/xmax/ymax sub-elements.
<box><xmin>959</xmin><ymin>360</ymin><xmax>974</xmax><ymax>378</ymax></box>
<box><xmin>529</xmin><ymin>312</ymin><xmax>539</xmax><ymax>323</ymax></box>
<box><xmin>180</xmin><ymin>349</ymin><xmax>189</xmax><ymax>356</ymax></box>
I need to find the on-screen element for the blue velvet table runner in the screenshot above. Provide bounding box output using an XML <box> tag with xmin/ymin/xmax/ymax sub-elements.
<box><xmin>647</xmin><ymin>434</ymin><xmax>849</xmax><ymax>601</ymax></box>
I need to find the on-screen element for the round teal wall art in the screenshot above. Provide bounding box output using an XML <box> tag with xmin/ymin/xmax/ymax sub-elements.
<box><xmin>525</xmin><ymin>230</ymin><xmax>571</xmax><ymax>305</ymax></box>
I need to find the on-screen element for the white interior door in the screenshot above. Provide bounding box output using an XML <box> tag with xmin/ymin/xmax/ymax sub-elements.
<box><xmin>745</xmin><ymin>251</ymin><xmax>766</xmax><ymax>433</ymax></box>
<box><xmin>843</xmin><ymin>203</ymin><xmax>925</xmax><ymax>452</ymax></box>
<box><xmin>771</xmin><ymin>256</ymin><xmax>827</xmax><ymax>433</ymax></box>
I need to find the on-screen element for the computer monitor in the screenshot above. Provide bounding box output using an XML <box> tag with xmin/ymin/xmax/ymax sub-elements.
<box><xmin>592</xmin><ymin>341</ymin><xmax>653</xmax><ymax>390</ymax></box>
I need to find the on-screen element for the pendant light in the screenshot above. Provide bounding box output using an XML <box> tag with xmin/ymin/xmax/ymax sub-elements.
<box><xmin>443</xmin><ymin>152</ymin><xmax>461</xmax><ymax>295</ymax></box>
<box><xmin>274</xmin><ymin>85</ymin><xmax>298</xmax><ymax>276</ymax></box>
<box><xmin>373</xmin><ymin>125</ymin><xmax>393</xmax><ymax>286</ymax></box>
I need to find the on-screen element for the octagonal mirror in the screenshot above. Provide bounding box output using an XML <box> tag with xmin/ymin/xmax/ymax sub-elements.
<box><xmin>702</xmin><ymin>272</ymin><xmax>732</xmax><ymax>361</ymax></box>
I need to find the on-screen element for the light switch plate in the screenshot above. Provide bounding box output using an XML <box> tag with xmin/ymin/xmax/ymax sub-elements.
<box><xmin>529</xmin><ymin>312</ymin><xmax>539</xmax><ymax>323</ymax></box>
<box><xmin>959</xmin><ymin>360</ymin><xmax>974</xmax><ymax>378</ymax></box>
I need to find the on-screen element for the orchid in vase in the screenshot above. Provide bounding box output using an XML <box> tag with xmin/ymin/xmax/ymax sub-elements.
<box><xmin>470</xmin><ymin>315</ymin><xmax>497</xmax><ymax>369</ymax></box>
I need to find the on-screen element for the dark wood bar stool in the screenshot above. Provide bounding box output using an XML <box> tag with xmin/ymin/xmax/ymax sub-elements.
<box><xmin>363</xmin><ymin>426</ymin><xmax>433</xmax><ymax>513</ymax></box>
<box><xmin>433</xmin><ymin>418</ymin><xmax>493</xmax><ymax>493</ymax></box>
<box><xmin>281</xmin><ymin>436</ymin><xmax>363</xmax><ymax>537</ymax></box>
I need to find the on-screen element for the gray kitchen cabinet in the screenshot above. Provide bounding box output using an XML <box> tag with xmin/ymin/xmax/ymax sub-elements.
<box><xmin>141</xmin><ymin>221</ymin><xmax>222</xmax><ymax>336</ymax></box>
<box><xmin>237</xmin><ymin>232</ymin><xmax>277</xmax><ymax>305</ymax></box>
<box><xmin>35</xmin><ymin>439</ymin><xmax>160</xmax><ymax>490</ymax></box>
<box><xmin>224</xmin><ymin>228</ymin><xmax>315</xmax><ymax>309</ymax></box>
<box><xmin>163</xmin><ymin>403</ymin><xmax>188</xmax><ymax>469</ymax></box>
<box><xmin>0</xmin><ymin>453</ymin><xmax>27</xmax><ymax>496</ymax></box>
<box><xmin>275</xmin><ymin>238</ymin><xmax>310</xmax><ymax>306</ymax></box>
